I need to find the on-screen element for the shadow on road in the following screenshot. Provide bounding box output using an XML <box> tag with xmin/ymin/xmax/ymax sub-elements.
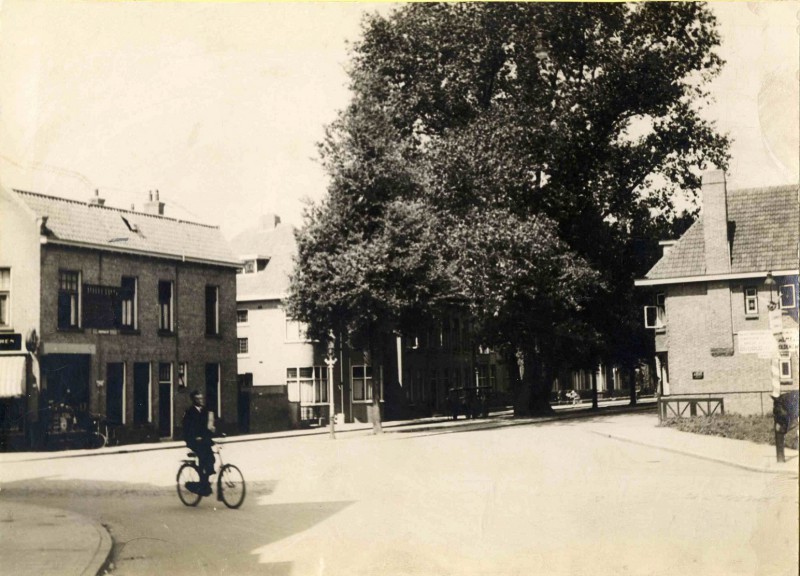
<box><xmin>0</xmin><ymin>476</ymin><xmax>355</xmax><ymax>575</ymax></box>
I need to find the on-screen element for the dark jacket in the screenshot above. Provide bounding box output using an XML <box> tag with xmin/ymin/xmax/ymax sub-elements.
<box><xmin>182</xmin><ymin>405</ymin><xmax>213</xmax><ymax>444</ymax></box>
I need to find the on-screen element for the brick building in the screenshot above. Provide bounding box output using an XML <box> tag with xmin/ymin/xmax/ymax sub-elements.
<box><xmin>636</xmin><ymin>170</ymin><xmax>799</xmax><ymax>415</ymax></box>
<box><xmin>0</xmin><ymin>187</ymin><xmax>241</xmax><ymax>449</ymax></box>
<box><xmin>231</xmin><ymin>215</ymin><xmax>507</xmax><ymax>431</ymax></box>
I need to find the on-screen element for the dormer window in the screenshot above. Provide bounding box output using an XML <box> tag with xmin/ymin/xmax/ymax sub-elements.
<box><xmin>238</xmin><ymin>257</ymin><xmax>269</xmax><ymax>275</ymax></box>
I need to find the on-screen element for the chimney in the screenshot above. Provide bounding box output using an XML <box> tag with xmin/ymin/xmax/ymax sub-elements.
<box><xmin>88</xmin><ymin>189</ymin><xmax>105</xmax><ymax>206</ymax></box>
<box><xmin>260</xmin><ymin>213</ymin><xmax>281</xmax><ymax>230</ymax></box>
<box><xmin>701</xmin><ymin>169</ymin><xmax>730</xmax><ymax>275</ymax></box>
<box><xmin>143</xmin><ymin>189</ymin><xmax>165</xmax><ymax>216</ymax></box>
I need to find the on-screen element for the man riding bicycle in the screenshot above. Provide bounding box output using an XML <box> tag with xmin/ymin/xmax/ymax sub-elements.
<box><xmin>182</xmin><ymin>390</ymin><xmax>216</xmax><ymax>496</ymax></box>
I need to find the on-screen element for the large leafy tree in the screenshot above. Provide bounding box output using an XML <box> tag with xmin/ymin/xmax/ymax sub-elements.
<box><xmin>291</xmin><ymin>2</ymin><xmax>729</xmax><ymax>417</ymax></box>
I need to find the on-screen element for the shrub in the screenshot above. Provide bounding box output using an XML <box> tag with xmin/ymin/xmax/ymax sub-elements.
<box><xmin>660</xmin><ymin>414</ymin><xmax>798</xmax><ymax>450</ymax></box>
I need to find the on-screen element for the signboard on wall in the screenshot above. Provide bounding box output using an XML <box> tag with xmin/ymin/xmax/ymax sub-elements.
<box><xmin>0</xmin><ymin>333</ymin><xmax>22</xmax><ymax>351</ymax></box>
<box><xmin>738</xmin><ymin>330</ymin><xmax>799</xmax><ymax>359</ymax></box>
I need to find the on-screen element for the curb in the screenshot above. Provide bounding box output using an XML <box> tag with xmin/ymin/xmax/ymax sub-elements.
<box><xmin>85</xmin><ymin>520</ymin><xmax>113</xmax><ymax>576</ymax></box>
<box><xmin>592</xmin><ymin>430</ymin><xmax>799</xmax><ymax>477</ymax></box>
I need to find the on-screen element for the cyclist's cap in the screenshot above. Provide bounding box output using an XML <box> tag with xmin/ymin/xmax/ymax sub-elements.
<box><xmin>189</xmin><ymin>390</ymin><xmax>203</xmax><ymax>398</ymax></box>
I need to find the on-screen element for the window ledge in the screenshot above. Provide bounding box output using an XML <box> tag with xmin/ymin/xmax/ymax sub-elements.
<box><xmin>237</xmin><ymin>354</ymin><xmax>250</xmax><ymax>359</ymax></box>
<box><xmin>744</xmin><ymin>313</ymin><xmax>759</xmax><ymax>320</ymax></box>
<box><xmin>205</xmin><ymin>333</ymin><xmax>222</xmax><ymax>339</ymax></box>
<box><xmin>120</xmin><ymin>329</ymin><xmax>141</xmax><ymax>336</ymax></box>
<box><xmin>57</xmin><ymin>327</ymin><xmax>84</xmax><ymax>333</ymax></box>
<box><xmin>158</xmin><ymin>330</ymin><xmax>175</xmax><ymax>337</ymax></box>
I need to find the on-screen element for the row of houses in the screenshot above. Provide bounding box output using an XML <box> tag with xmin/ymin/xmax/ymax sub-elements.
<box><xmin>1</xmin><ymin>169</ymin><xmax>797</xmax><ymax>449</ymax></box>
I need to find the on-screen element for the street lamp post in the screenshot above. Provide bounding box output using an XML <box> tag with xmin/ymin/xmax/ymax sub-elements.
<box><xmin>324</xmin><ymin>353</ymin><xmax>337</xmax><ymax>439</ymax></box>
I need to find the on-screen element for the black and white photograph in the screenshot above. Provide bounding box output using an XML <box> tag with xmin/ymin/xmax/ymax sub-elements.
<box><xmin>0</xmin><ymin>1</ymin><xmax>798</xmax><ymax>575</ymax></box>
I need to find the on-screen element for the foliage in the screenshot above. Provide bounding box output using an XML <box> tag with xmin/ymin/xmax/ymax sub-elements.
<box><xmin>290</xmin><ymin>2</ymin><xmax>730</xmax><ymax>416</ymax></box>
<box><xmin>661</xmin><ymin>415</ymin><xmax>799</xmax><ymax>450</ymax></box>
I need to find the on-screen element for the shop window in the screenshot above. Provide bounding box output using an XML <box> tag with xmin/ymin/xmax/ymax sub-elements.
<box><xmin>779</xmin><ymin>285</ymin><xmax>796</xmax><ymax>310</ymax></box>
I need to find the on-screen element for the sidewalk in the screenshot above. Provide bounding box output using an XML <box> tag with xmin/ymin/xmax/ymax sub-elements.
<box><xmin>0</xmin><ymin>501</ymin><xmax>111</xmax><ymax>576</ymax></box>
<box><xmin>0</xmin><ymin>399</ymin><xmax>795</xmax><ymax>576</ymax></box>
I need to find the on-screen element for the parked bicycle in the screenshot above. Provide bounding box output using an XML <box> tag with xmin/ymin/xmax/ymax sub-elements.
<box><xmin>176</xmin><ymin>436</ymin><xmax>246</xmax><ymax>509</ymax></box>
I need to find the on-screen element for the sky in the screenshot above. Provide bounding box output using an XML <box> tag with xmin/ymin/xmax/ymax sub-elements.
<box><xmin>0</xmin><ymin>1</ymin><xmax>797</xmax><ymax>240</ymax></box>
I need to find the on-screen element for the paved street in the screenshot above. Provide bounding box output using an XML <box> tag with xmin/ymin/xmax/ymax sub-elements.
<box><xmin>1</xmin><ymin>412</ymin><xmax>797</xmax><ymax>576</ymax></box>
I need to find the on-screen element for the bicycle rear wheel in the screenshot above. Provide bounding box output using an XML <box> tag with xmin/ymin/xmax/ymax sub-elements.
<box><xmin>177</xmin><ymin>463</ymin><xmax>203</xmax><ymax>507</ymax></box>
<box><xmin>218</xmin><ymin>464</ymin><xmax>246</xmax><ymax>509</ymax></box>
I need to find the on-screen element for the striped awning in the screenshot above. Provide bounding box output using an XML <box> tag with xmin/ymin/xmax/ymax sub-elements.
<box><xmin>0</xmin><ymin>356</ymin><xmax>26</xmax><ymax>398</ymax></box>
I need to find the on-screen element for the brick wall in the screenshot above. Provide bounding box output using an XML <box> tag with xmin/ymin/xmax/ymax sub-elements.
<box><xmin>39</xmin><ymin>245</ymin><xmax>238</xmax><ymax>440</ymax></box>
<box><xmin>664</xmin><ymin>278</ymin><xmax>798</xmax><ymax>415</ymax></box>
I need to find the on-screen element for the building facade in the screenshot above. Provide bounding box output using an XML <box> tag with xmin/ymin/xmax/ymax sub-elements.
<box><xmin>231</xmin><ymin>215</ymin><xmax>510</xmax><ymax>432</ymax></box>
<box><xmin>636</xmin><ymin>170</ymin><xmax>799</xmax><ymax>415</ymax></box>
<box><xmin>0</xmin><ymin>188</ymin><xmax>241</xmax><ymax>449</ymax></box>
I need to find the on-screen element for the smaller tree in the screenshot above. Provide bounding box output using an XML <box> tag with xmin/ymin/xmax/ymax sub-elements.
<box><xmin>443</xmin><ymin>207</ymin><xmax>602</xmax><ymax>415</ymax></box>
<box><xmin>288</xmin><ymin>193</ymin><xmax>451</xmax><ymax>433</ymax></box>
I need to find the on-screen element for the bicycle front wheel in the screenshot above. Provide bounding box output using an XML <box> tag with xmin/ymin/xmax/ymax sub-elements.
<box><xmin>218</xmin><ymin>464</ymin><xmax>246</xmax><ymax>509</ymax></box>
<box><xmin>177</xmin><ymin>463</ymin><xmax>202</xmax><ymax>507</ymax></box>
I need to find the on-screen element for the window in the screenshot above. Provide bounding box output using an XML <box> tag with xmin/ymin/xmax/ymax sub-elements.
<box><xmin>286</xmin><ymin>367</ymin><xmax>328</xmax><ymax>404</ymax></box>
<box><xmin>744</xmin><ymin>287</ymin><xmax>758</xmax><ymax>315</ymax></box>
<box><xmin>352</xmin><ymin>365</ymin><xmax>374</xmax><ymax>402</ymax></box>
<box><xmin>780</xmin><ymin>284</ymin><xmax>796</xmax><ymax>310</ymax></box>
<box><xmin>237</xmin><ymin>338</ymin><xmax>249</xmax><ymax>354</ymax></box>
<box><xmin>285</xmin><ymin>316</ymin><xmax>309</xmax><ymax>342</ymax></box>
<box><xmin>58</xmin><ymin>270</ymin><xmax>81</xmax><ymax>329</ymax></box>
<box><xmin>779</xmin><ymin>358</ymin><xmax>792</xmax><ymax>381</ymax></box>
<box><xmin>120</xmin><ymin>276</ymin><xmax>137</xmax><ymax>330</ymax></box>
<box><xmin>158</xmin><ymin>280</ymin><xmax>173</xmax><ymax>332</ymax></box>
<box><xmin>177</xmin><ymin>362</ymin><xmax>188</xmax><ymax>389</ymax></box>
<box><xmin>0</xmin><ymin>268</ymin><xmax>9</xmax><ymax>327</ymax></box>
<box><xmin>237</xmin><ymin>309</ymin><xmax>248</xmax><ymax>324</ymax></box>
<box><xmin>205</xmin><ymin>363</ymin><xmax>220</xmax><ymax>417</ymax></box>
<box><xmin>205</xmin><ymin>285</ymin><xmax>219</xmax><ymax>335</ymax></box>
<box><xmin>644</xmin><ymin>293</ymin><xmax>666</xmax><ymax>329</ymax></box>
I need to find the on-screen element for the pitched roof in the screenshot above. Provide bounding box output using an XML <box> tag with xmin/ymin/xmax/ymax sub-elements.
<box><xmin>13</xmin><ymin>190</ymin><xmax>240</xmax><ymax>267</ymax></box>
<box><xmin>645</xmin><ymin>184</ymin><xmax>799</xmax><ymax>280</ymax></box>
<box><xmin>229</xmin><ymin>222</ymin><xmax>298</xmax><ymax>300</ymax></box>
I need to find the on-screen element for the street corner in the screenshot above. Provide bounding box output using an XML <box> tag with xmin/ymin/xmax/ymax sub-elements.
<box><xmin>0</xmin><ymin>500</ymin><xmax>112</xmax><ymax>576</ymax></box>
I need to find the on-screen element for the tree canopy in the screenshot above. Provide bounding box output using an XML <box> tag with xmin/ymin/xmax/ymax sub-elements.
<box><xmin>289</xmin><ymin>2</ymin><xmax>730</xmax><ymax>416</ymax></box>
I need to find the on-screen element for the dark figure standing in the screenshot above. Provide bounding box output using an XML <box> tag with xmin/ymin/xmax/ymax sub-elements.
<box><xmin>772</xmin><ymin>394</ymin><xmax>790</xmax><ymax>463</ymax></box>
<box><xmin>182</xmin><ymin>390</ymin><xmax>216</xmax><ymax>495</ymax></box>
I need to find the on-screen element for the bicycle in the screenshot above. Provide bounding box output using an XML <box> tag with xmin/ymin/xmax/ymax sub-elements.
<box><xmin>176</xmin><ymin>436</ymin><xmax>246</xmax><ymax>509</ymax></box>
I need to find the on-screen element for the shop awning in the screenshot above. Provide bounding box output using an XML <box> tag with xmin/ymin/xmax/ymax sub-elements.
<box><xmin>0</xmin><ymin>356</ymin><xmax>26</xmax><ymax>398</ymax></box>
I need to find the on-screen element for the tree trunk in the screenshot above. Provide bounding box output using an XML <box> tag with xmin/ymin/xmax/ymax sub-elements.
<box><xmin>370</xmin><ymin>335</ymin><xmax>383</xmax><ymax>434</ymax></box>
<box><xmin>628</xmin><ymin>365</ymin><xmax>637</xmax><ymax>406</ymax></box>
<box><xmin>511</xmin><ymin>349</ymin><xmax>530</xmax><ymax>417</ymax></box>
<box><xmin>529</xmin><ymin>357</ymin><xmax>554</xmax><ymax>415</ymax></box>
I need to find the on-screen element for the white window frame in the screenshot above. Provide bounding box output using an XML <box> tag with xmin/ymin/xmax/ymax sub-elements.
<box><xmin>779</xmin><ymin>358</ymin><xmax>792</xmax><ymax>382</ymax></box>
<box><xmin>58</xmin><ymin>269</ymin><xmax>82</xmax><ymax>329</ymax></box>
<box><xmin>158</xmin><ymin>362</ymin><xmax>173</xmax><ymax>437</ymax></box>
<box><xmin>0</xmin><ymin>268</ymin><xmax>10</xmax><ymax>327</ymax></box>
<box><xmin>158</xmin><ymin>280</ymin><xmax>174</xmax><ymax>332</ymax></box>
<box><xmin>121</xmin><ymin>276</ymin><xmax>138</xmax><ymax>330</ymax></box>
<box><xmin>352</xmin><ymin>364</ymin><xmax>381</xmax><ymax>403</ymax></box>
<box><xmin>237</xmin><ymin>337</ymin><xmax>249</xmax><ymax>355</ymax></box>
<box><xmin>178</xmin><ymin>362</ymin><xmax>188</xmax><ymax>389</ymax></box>
<box><xmin>286</xmin><ymin>366</ymin><xmax>328</xmax><ymax>405</ymax></box>
<box><xmin>779</xmin><ymin>284</ymin><xmax>796</xmax><ymax>310</ymax></box>
<box><xmin>744</xmin><ymin>287</ymin><xmax>758</xmax><ymax>316</ymax></box>
<box><xmin>236</xmin><ymin>309</ymin><xmax>249</xmax><ymax>324</ymax></box>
